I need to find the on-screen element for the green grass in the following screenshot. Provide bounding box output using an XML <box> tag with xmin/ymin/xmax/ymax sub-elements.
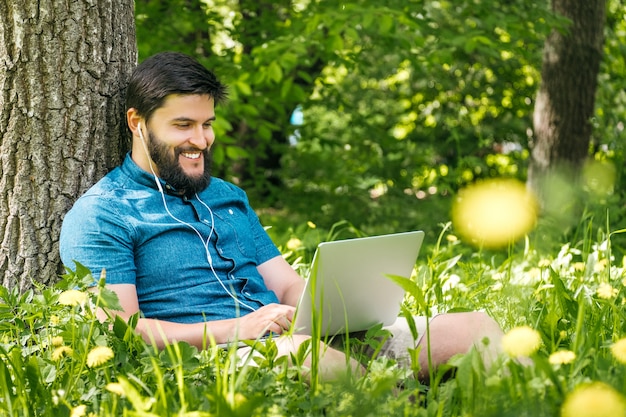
<box><xmin>2</xmin><ymin>216</ymin><xmax>626</xmax><ymax>416</ymax></box>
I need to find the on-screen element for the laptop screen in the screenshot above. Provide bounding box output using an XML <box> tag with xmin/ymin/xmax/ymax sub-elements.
<box><xmin>292</xmin><ymin>230</ymin><xmax>425</xmax><ymax>336</ymax></box>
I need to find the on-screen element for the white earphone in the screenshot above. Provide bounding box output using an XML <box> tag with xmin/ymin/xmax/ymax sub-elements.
<box><xmin>137</xmin><ymin>122</ymin><xmax>146</xmax><ymax>143</ymax></box>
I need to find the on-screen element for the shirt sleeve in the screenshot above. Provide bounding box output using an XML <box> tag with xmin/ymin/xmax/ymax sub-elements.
<box><xmin>59</xmin><ymin>195</ymin><xmax>137</xmax><ymax>285</ymax></box>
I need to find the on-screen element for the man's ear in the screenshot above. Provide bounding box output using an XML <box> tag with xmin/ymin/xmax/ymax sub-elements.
<box><xmin>127</xmin><ymin>108</ymin><xmax>142</xmax><ymax>135</ymax></box>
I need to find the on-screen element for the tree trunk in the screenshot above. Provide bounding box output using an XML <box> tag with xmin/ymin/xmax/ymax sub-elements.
<box><xmin>528</xmin><ymin>0</ymin><xmax>606</xmax><ymax>195</ymax></box>
<box><xmin>0</xmin><ymin>0</ymin><xmax>136</xmax><ymax>290</ymax></box>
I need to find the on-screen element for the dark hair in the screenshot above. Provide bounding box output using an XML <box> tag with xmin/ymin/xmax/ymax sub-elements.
<box><xmin>125</xmin><ymin>51</ymin><xmax>228</xmax><ymax>123</ymax></box>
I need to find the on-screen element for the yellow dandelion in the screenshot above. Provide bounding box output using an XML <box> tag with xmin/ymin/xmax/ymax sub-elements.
<box><xmin>549</xmin><ymin>350</ymin><xmax>576</xmax><ymax>365</ymax></box>
<box><xmin>572</xmin><ymin>262</ymin><xmax>586</xmax><ymax>272</ymax></box>
<box><xmin>561</xmin><ymin>382</ymin><xmax>626</xmax><ymax>417</ymax></box>
<box><xmin>446</xmin><ymin>234</ymin><xmax>458</xmax><ymax>243</ymax></box>
<box><xmin>52</xmin><ymin>346</ymin><xmax>74</xmax><ymax>361</ymax></box>
<box><xmin>597</xmin><ymin>283</ymin><xmax>618</xmax><ymax>300</ymax></box>
<box><xmin>70</xmin><ymin>404</ymin><xmax>87</xmax><ymax>417</ymax></box>
<box><xmin>86</xmin><ymin>346</ymin><xmax>114</xmax><ymax>368</ymax></box>
<box><xmin>51</xmin><ymin>336</ymin><xmax>64</xmax><ymax>347</ymax></box>
<box><xmin>105</xmin><ymin>382</ymin><xmax>126</xmax><ymax>397</ymax></box>
<box><xmin>58</xmin><ymin>290</ymin><xmax>88</xmax><ymax>307</ymax></box>
<box><xmin>307</xmin><ymin>221</ymin><xmax>316</xmax><ymax>229</ymax></box>
<box><xmin>611</xmin><ymin>338</ymin><xmax>626</xmax><ymax>364</ymax></box>
<box><xmin>451</xmin><ymin>178</ymin><xmax>538</xmax><ymax>249</ymax></box>
<box><xmin>285</xmin><ymin>237</ymin><xmax>302</xmax><ymax>251</ymax></box>
<box><xmin>501</xmin><ymin>325</ymin><xmax>542</xmax><ymax>358</ymax></box>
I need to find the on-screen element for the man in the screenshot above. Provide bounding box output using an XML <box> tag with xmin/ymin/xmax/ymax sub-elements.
<box><xmin>60</xmin><ymin>51</ymin><xmax>503</xmax><ymax>382</ymax></box>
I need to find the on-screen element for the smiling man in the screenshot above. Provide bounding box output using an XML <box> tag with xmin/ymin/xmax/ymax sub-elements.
<box><xmin>59</xmin><ymin>51</ymin><xmax>504</xmax><ymax>383</ymax></box>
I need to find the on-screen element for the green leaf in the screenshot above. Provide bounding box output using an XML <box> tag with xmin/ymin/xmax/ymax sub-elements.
<box><xmin>548</xmin><ymin>268</ymin><xmax>577</xmax><ymax>319</ymax></box>
<box><xmin>98</xmin><ymin>286</ymin><xmax>123</xmax><ymax>311</ymax></box>
<box><xmin>258</xmin><ymin>124</ymin><xmax>273</xmax><ymax>141</ymax></box>
<box><xmin>225</xmin><ymin>145</ymin><xmax>250</xmax><ymax>160</ymax></box>
<box><xmin>235</xmin><ymin>80</ymin><xmax>252</xmax><ymax>96</ymax></box>
<box><xmin>212</xmin><ymin>116</ymin><xmax>232</xmax><ymax>138</ymax></box>
<box><xmin>327</xmin><ymin>34</ymin><xmax>344</xmax><ymax>52</ymax></box>
<box><xmin>379</xmin><ymin>14</ymin><xmax>394</xmax><ymax>34</ymax></box>
<box><xmin>112</xmin><ymin>314</ymin><xmax>131</xmax><ymax>339</ymax></box>
<box><xmin>385</xmin><ymin>274</ymin><xmax>427</xmax><ymax>313</ymax></box>
<box><xmin>296</xmin><ymin>71</ymin><xmax>313</xmax><ymax>83</ymax></box>
<box><xmin>268</xmin><ymin>61</ymin><xmax>283</xmax><ymax>83</ymax></box>
<box><xmin>362</xmin><ymin>12</ymin><xmax>375</xmax><ymax>29</ymax></box>
<box><xmin>213</xmin><ymin>145</ymin><xmax>225</xmax><ymax>165</ymax></box>
<box><xmin>280</xmin><ymin>78</ymin><xmax>293</xmax><ymax>100</ymax></box>
<box><xmin>159</xmin><ymin>341</ymin><xmax>200</xmax><ymax>370</ymax></box>
<box><xmin>278</xmin><ymin>52</ymin><xmax>298</xmax><ymax>71</ymax></box>
<box><xmin>73</xmin><ymin>261</ymin><xmax>94</xmax><ymax>280</ymax></box>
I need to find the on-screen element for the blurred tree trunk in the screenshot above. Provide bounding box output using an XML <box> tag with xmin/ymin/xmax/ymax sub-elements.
<box><xmin>0</xmin><ymin>0</ymin><xmax>136</xmax><ymax>290</ymax></box>
<box><xmin>528</xmin><ymin>0</ymin><xmax>606</xmax><ymax>195</ymax></box>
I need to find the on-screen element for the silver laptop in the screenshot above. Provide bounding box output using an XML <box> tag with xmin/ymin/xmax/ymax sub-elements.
<box><xmin>292</xmin><ymin>230</ymin><xmax>425</xmax><ymax>336</ymax></box>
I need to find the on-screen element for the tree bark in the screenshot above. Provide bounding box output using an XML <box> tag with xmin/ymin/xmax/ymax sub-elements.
<box><xmin>528</xmin><ymin>0</ymin><xmax>606</xmax><ymax>194</ymax></box>
<box><xmin>0</xmin><ymin>0</ymin><xmax>136</xmax><ymax>290</ymax></box>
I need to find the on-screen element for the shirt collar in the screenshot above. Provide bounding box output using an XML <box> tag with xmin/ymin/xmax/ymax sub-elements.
<box><xmin>120</xmin><ymin>153</ymin><xmax>187</xmax><ymax>197</ymax></box>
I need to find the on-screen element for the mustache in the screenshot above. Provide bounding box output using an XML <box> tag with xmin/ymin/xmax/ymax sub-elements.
<box><xmin>174</xmin><ymin>146</ymin><xmax>210</xmax><ymax>155</ymax></box>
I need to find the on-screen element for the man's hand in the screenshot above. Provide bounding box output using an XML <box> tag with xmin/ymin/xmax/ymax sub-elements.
<box><xmin>236</xmin><ymin>303</ymin><xmax>295</xmax><ymax>340</ymax></box>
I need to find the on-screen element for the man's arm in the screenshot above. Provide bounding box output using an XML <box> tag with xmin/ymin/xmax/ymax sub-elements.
<box><xmin>257</xmin><ymin>255</ymin><xmax>305</xmax><ymax>307</ymax></box>
<box><xmin>99</xmin><ymin>283</ymin><xmax>297</xmax><ymax>349</ymax></box>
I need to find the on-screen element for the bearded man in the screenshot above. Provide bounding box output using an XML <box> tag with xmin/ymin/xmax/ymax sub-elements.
<box><xmin>60</xmin><ymin>52</ymin><xmax>503</xmax><ymax>382</ymax></box>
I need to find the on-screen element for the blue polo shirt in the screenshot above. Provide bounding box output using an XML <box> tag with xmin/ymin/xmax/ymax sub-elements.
<box><xmin>59</xmin><ymin>153</ymin><xmax>281</xmax><ymax>323</ymax></box>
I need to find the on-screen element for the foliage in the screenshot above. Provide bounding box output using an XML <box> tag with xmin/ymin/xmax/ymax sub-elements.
<box><xmin>136</xmin><ymin>0</ymin><xmax>557</xmax><ymax>186</ymax></box>
<box><xmin>3</xmin><ymin>216</ymin><xmax>626</xmax><ymax>415</ymax></box>
<box><xmin>134</xmin><ymin>0</ymin><xmax>626</xmax><ymax>249</ymax></box>
<box><xmin>4</xmin><ymin>0</ymin><xmax>626</xmax><ymax>414</ymax></box>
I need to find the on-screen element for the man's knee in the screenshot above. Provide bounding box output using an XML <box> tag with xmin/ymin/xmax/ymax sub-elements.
<box><xmin>418</xmin><ymin>311</ymin><xmax>503</xmax><ymax>363</ymax></box>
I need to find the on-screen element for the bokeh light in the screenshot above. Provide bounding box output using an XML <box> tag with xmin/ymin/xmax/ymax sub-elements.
<box><xmin>451</xmin><ymin>178</ymin><xmax>538</xmax><ymax>249</ymax></box>
<box><xmin>561</xmin><ymin>382</ymin><xmax>626</xmax><ymax>417</ymax></box>
<box><xmin>582</xmin><ymin>160</ymin><xmax>616</xmax><ymax>196</ymax></box>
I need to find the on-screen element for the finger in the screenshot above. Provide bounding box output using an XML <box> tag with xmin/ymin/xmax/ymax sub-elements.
<box><xmin>276</xmin><ymin>315</ymin><xmax>290</xmax><ymax>330</ymax></box>
<box><xmin>268</xmin><ymin>321</ymin><xmax>284</xmax><ymax>335</ymax></box>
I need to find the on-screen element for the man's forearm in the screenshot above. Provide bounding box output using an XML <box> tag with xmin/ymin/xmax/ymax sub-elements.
<box><xmin>135</xmin><ymin>317</ymin><xmax>240</xmax><ymax>349</ymax></box>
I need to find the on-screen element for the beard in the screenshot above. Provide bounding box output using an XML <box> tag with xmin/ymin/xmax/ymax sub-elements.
<box><xmin>147</xmin><ymin>130</ymin><xmax>212</xmax><ymax>196</ymax></box>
